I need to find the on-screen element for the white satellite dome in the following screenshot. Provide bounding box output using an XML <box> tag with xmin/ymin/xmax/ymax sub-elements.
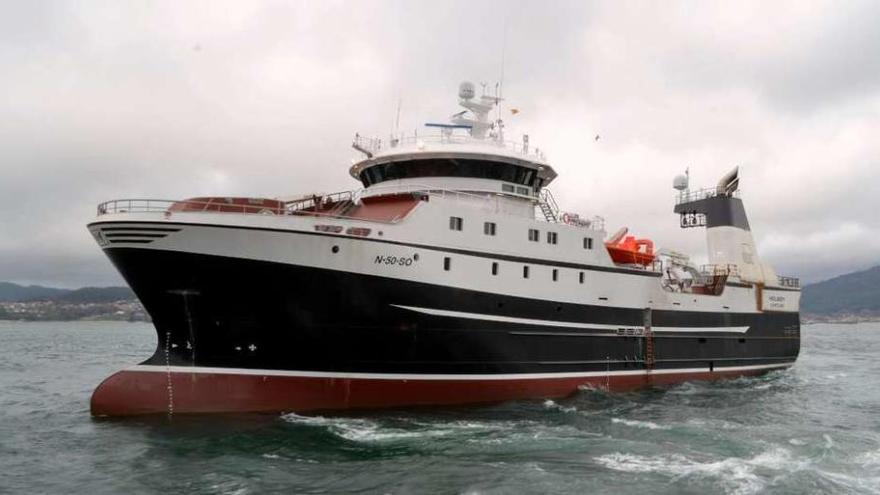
<box><xmin>673</xmin><ymin>174</ymin><xmax>689</xmax><ymax>191</ymax></box>
<box><xmin>458</xmin><ymin>81</ymin><xmax>475</xmax><ymax>100</ymax></box>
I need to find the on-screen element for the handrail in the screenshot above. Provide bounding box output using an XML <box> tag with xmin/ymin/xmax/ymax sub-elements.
<box><xmin>676</xmin><ymin>187</ymin><xmax>741</xmax><ymax>205</ymax></box>
<box><xmin>96</xmin><ymin>185</ymin><xmax>606</xmax><ymax>232</ymax></box>
<box><xmin>362</xmin><ymin>183</ymin><xmax>493</xmax><ymax>203</ymax></box>
<box><xmin>777</xmin><ymin>275</ymin><xmax>800</xmax><ymax>288</ymax></box>
<box><xmin>700</xmin><ymin>264</ymin><xmax>741</xmax><ymax>278</ymax></box>
<box><xmin>354</xmin><ymin>132</ymin><xmax>547</xmax><ymax>162</ymax></box>
<box><xmin>538</xmin><ymin>189</ymin><xmax>560</xmax><ymax>222</ymax></box>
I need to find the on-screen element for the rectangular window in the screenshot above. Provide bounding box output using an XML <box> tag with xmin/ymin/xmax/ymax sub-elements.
<box><xmin>491</xmin><ymin>262</ymin><xmax>498</xmax><ymax>275</ymax></box>
<box><xmin>523</xmin><ymin>265</ymin><xmax>530</xmax><ymax>279</ymax></box>
<box><xmin>547</xmin><ymin>232</ymin><xmax>558</xmax><ymax>245</ymax></box>
<box><xmin>501</xmin><ymin>184</ymin><xmax>515</xmax><ymax>193</ymax></box>
<box><xmin>516</xmin><ymin>186</ymin><xmax>530</xmax><ymax>195</ymax></box>
<box><xmin>528</xmin><ymin>229</ymin><xmax>539</xmax><ymax>242</ymax></box>
<box><xmin>552</xmin><ymin>268</ymin><xmax>558</xmax><ymax>281</ymax></box>
<box><xmin>583</xmin><ymin>237</ymin><xmax>593</xmax><ymax>249</ymax></box>
<box><xmin>484</xmin><ymin>222</ymin><xmax>497</xmax><ymax>236</ymax></box>
<box><xmin>443</xmin><ymin>257</ymin><xmax>451</xmax><ymax>271</ymax></box>
<box><xmin>449</xmin><ymin>217</ymin><xmax>463</xmax><ymax>231</ymax></box>
<box><xmin>579</xmin><ymin>272</ymin><xmax>585</xmax><ymax>284</ymax></box>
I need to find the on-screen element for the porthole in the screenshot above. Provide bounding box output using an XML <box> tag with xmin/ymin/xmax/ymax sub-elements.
<box><xmin>331</xmin><ymin>245</ymin><xmax>339</xmax><ymax>253</ymax></box>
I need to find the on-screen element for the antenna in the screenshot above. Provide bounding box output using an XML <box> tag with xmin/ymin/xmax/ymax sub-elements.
<box><xmin>497</xmin><ymin>11</ymin><xmax>509</xmax><ymax>122</ymax></box>
<box><xmin>394</xmin><ymin>95</ymin><xmax>402</xmax><ymax>134</ymax></box>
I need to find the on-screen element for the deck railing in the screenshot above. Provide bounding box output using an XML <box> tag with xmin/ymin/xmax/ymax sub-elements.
<box><xmin>676</xmin><ymin>187</ymin><xmax>741</xmax><ymax>205</ymax></box>
<box><xmin>353</xmin><ymin>132</ymin><xmax>547</xmax><ymax>161</ymax></box>
<box><xmin>700</xmin><ymin>264</ymin><xmax>741</xmax><ymax>278</ymax></box>
<box><xmin>97</xmin><ymin>186</ymin><xmax>606</xmax><ymax>232</ymax></box>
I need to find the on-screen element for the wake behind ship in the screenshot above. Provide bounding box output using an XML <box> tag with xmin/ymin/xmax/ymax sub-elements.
<box><xmin>88</xmin><ymin>82</ymin><xmax>800</xmax><ymax>416</ymax></box>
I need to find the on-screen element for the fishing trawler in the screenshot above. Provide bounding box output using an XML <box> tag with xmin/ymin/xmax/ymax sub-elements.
<box><xmin>88</xmin><ymin>82</ymin><xmax>800</xmax><ymax>416</ymax></box>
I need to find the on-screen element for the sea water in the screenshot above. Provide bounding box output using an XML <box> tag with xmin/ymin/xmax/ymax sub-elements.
<box><xmin>1</xmin><ymin>321</ymin><xmax>879</xmax><ymax>494</ymax></box>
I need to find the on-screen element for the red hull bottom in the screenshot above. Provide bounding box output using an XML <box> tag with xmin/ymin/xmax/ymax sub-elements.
<box><xmin>91</xmin><ymin>364</ymin><xmax>792</xmax><ymax>417</ymax></box>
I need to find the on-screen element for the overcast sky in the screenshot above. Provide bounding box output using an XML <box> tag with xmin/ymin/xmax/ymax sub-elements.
<box><xmin>1</xmin><ymin>0</ymin><xmax>878</xmax><ymax>288</ymax></box>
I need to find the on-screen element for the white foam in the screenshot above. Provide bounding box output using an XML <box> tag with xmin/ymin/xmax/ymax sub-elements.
<box><xmin>281</xmin><ymin>413</ymin><xmax>403</xmax><ymax>442</ymax></box>
<box><xmin>281</xmin><ymin>413</ymin><xmax>520</xmax><ymax>443</ymax></box>
<box><xmin>856</xmin><ymin>449</ymin><xmax>880</xmax><ymax>467</ymax></box>
<box><xmin>817</xmin><ymin>469</ymin><xmax>880</xmax><ymax>493</ymax></box>
<box><xmin>577</xmin><ymin>383</ymin><xmax>608</xmax><ymax>392</ymax></box>
<box><xmin>611</xmin><ymin>418</ymin><xmax>669</xmax><ymax>430</ymax></box>
<box><xmin>823</xmin><ymin>434</ymin><xmax>834</xmax><ymax>449</ymax></box>
<box><xmin>687</xmin><ymin>418</ymin><xmax>740</xmax><ymax>430</ymax></box>
<box><xmin>543</xmin><ymin>399</ymin><xmax>577</xmax><ymax>413</ymax></box>
<box><xmin>594</xmin><ymin>448</ymin><xmax>803</xmax><ymax>495</ymax></box>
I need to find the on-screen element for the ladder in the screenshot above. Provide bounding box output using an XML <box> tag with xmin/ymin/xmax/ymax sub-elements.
<box><xmin>643</xmin><ymin>308</ymin><xmax>655</xmax><ymax>372</ymax></box>
<box><xmin>537</xmin><ymin>189</ymin><xmax>559</xmax><ymax>222</ymax></box>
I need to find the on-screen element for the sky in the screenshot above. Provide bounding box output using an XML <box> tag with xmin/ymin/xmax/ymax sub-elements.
<box><xmin>1</xmin><ymin>0</ymin><xmax>878</xmax><ymax>288</ymax></box>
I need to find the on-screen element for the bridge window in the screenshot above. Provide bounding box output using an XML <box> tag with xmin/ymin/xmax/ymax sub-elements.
<box><xmin>359</xmin><ymin>158</ymin><xmax>538</xmax><ymax>188</ymax></box>
<box><xmin>449</xmin><ymin>217</ymin><xmax>463</xmax><ymax>231</ymax></box>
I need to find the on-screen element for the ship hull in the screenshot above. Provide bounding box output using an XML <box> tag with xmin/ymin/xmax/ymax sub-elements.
<box><xmin>92</xmin><ymin>244</ymin><xmax>799</xmax><ymax>416</ymax></box>
<box><xmin>92</xmin><ymin>364</ymin><xmax>791</xmax><ymax>416</ymax></box>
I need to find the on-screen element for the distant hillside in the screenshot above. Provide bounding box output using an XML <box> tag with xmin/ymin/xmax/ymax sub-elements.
<box><xmin>0</xmin><ymin>282</ymin><xmax>135</xmax><ymax>303</ymax></box>
<box><xmin>0</xmin><ymin>282</ymin><xmax>69</xmax><ymax>302</ymax></box>
<box><xmin>55</xmin><ymin>286</ymin><xmax>136</xmax><ymax>303</ymax></box>
<box><xmin>801</xmin><ymin>265</ymin><xmax>880</xmax><ymax>317</ymax></box>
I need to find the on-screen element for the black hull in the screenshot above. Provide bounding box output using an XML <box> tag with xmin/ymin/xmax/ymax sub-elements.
<box><xmin>104</xmin><ymin>247</ymin><xmax>800</xmax><ymax>375</ymax></box>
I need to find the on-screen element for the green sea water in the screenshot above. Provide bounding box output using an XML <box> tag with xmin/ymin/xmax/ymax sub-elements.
<box><xmin>1</xmin><ymin>321</ymin><xmax>878</xmax><ymax>494</ymax></box>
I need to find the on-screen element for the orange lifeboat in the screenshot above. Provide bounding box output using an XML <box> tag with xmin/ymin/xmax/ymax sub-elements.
<box><xmin>605</xmin><ymin>235</ymin><xmax>655</xmax><ymax>266</ymax></box>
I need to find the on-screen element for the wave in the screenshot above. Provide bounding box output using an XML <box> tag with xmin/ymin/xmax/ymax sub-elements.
<box><xmin>610</xmin><ymin>417</ymin><xmax>669</xmax><ymax>430</ymax></box>
<box><xmin>856</xmin><ymin>449</ymin><xmax>880</xmax><ymax>467</ymax></box>
<box><xmin>594</xmin><ymin>447</ymin><xmax>808</xmax><ymax>495</ymax></box>
<box><xmin>542</xmin><ymin>399</ymin><xmax>577</xmax><ymax>414</ymax></box>
<box><xmin>280</xmin><ymin>413</ymin><xmax>525</xmax><ymax>444</ymax></box>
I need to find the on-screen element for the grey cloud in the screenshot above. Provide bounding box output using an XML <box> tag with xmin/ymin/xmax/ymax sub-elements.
<box><xmin>0</xmin><ymin>1</ymin><xmax>878</xmax><ymax>287</ymax></box>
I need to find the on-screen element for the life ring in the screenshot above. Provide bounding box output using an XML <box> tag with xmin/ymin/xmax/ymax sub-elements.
<box><xmin>562</xmin><ymin>213</ymin><xmax>572</xmax><ymax>225</ymax></box>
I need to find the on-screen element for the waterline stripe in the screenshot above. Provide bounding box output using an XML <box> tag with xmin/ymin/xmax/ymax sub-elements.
<box><xmin>390</xmin><ymin>305</ymin><xmax>750</xmax><ymax>333</ymax></box>
<box><xmin>126</xmin><ymin>362</ymin><xmax>793</xmax><ymax>381</ymax></box>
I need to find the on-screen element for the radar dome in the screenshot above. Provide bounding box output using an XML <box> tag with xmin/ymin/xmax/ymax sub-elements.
<box><xmin>459</xmin><ymin>81</ymin><xmax>475</xmax><ymax>100</ymax></box>
<box><xmin>673</xmin><ymin>174</ymin><xmax>689</xmax><ymax>191</ymax></box>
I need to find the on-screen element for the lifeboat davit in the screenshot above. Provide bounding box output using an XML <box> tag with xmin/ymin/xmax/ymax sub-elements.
<box><xmin>605</xmin><ymin>230</ymin><xmax>655</xmax><ymax>266</ymax></box>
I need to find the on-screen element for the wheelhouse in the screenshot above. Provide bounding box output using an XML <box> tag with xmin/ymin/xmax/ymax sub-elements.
<box><xmin>356</xmin><ymin>156</ymin><xmax>547</xmax><ymax>190</ymax></box>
